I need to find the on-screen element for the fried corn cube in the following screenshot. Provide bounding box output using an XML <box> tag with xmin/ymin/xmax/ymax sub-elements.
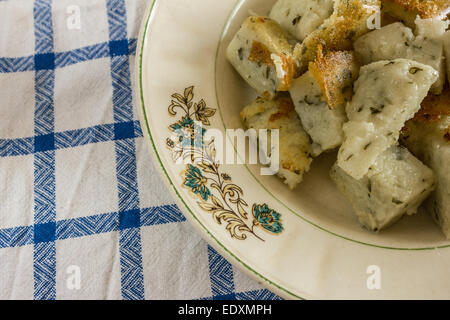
<box><xmin>354</xmin><ymin>23</ymin><xmax>412</xmax><ymax>65</ymax></box>
<box><xmin>240</xmin><ymin>94</ymin><xmax>313</xmax><ymax>189</ymax></box>
<box><xmin>401</xmin><ymin>90</ymin><xmax>450</xmax><ymax>238</ymax></box>
<box><xmin>290</xmin><ymin>48</ymin><xmax>359</xmax><ymax>155</ymax></box>
<box><xmin>269</xmin><ymin>0</ymin><xmax>335</xmax><ymax>41</ymax></box>
<box><xmin>412</xmin><ymin>17</ymin><xmax>448</xmax><ymax>94</ymax></box>
<box><xmin>337</xmin><ymin>59</ymin><xmax>438</xmax><ymax>180</ymax></box>
<box><xmin>354</xmin><ymin>19</ymin><xmax>448</xmax><ymax>94</ymax></box>
<box><xmin>331</xmin><ymin>145</ymin><xmax>435</xmax><ymax>232</ymax></box>
<box><xmin>227</xmin><ymin>16</ymin><xmax>297</xmax><ymax>99</ymax></box>
<box><xmin>382</xmin><ymin>0</ymin><xmax>450</xmax><ymax>29</ymax></box>
<box><xmin>293</xmin><ymin>0</ymin><xmax>380</xmax><ymax>71</ymax></box>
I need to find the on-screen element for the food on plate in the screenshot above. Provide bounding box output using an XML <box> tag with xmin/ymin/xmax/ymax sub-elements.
<box><xmin>354</xmin><ymin>19</ymin><xmax>449</xmax><ymax>94</ymax></box>
<box><xmin>337</xmin><ymin>59</ymin><xmax>438</xmax><ymax>180</ymax></box>
<box><xmin>331</xmin><ymin>145</ymin><xmax>435</xmax><ymax>232</ymax></box>
<box><xmin>354</xmin><ymin>22</ymin><xmax>413</xmax><ymax>65</ymax></box>
<box><xmin>240</xmin><ymin>94</ymin><xmax>313</xmax><ymax>189</ymax></box>
<box><xmin>226</xmin><ymin>16</ymin><xmax>297</xmax><ymax>99</ymax></box>
<box><xmin>413</xmin><ymin>16</ymin><xmax>450</xmax><ymax>88</ymax></box>
<box><xmin>382</xmin><ymin>0</ymin><xmax>450</xmax><ymax>28</ymax></box>
<box><xmin>290</xmin><ymin>47</ymin><xmax>359</xmax><ymax>155</ymax></box>
<box><xmin>226</xmin><ymin>0</ymin><xmax>450</xmax><ymax>235</ymax></box>
<box><xmin>269</xmin><ymin>0</ymin><xmax>335</xmax><ymax>42</ymax></box>
<box><xmin>293</xmin><ymin>0</ymin><xmax>380</xmax><ymax>71</ymax></box>
<box><xmin>401</xmin><ymin>90</ymin><xmax>450</xmax><ymax>238</ymax></box>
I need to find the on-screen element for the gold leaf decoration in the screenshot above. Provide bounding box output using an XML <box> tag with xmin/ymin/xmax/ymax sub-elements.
<box><xmin>166</xmin><ymin>86</ymin><xmax>284</xmax><ymax>241</ymax></box>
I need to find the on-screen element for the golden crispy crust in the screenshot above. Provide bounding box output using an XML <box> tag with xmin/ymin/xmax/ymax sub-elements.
<box><xmin>244</xmin><ymin>16</ymin><xmax>298</xmax><ymax>92</ymax></box>
<box><xmin>405</xmin><ymin>88</ymin><xmax>450</xmax><ymax>143</ymax></box>
<box><xmin>411</xmin><ymin>89</ymin><xmax>450</xmax><ymax>123</ymax></box>
<box><xmin>244</xmin><ymin>16</ymin><xmax>292</xmax><ymax>54</ymax></box>
<box><xmin>240</xmin><ymin>93</ymin><xmax>296</xmax><ymax>124</ymax></box>
<box><xmin>295</xmin><ymin>0</ymin><xmax>380</xmax><ymax>70</ymax></box>
<box><xmin>268</xmin><ymin>95</ymin><xmax>296</xmax><ymax>122</ymax></box>
<box><xmin>383</xmin><ymin>0</ymin><xmax>450</xmax><ymax>19</ymax></box>
<box><xmin>309</xmin><ymin>45</ymin><xmax>360</xmax><ymax>109</ymax></box>
<box><xmin>276</xmin><ymin>54</ymin><xmax>297</xmax><ymax>91</ymax></box>
<box><xmin>248</xmin><ymin>41</ymin><xmax>274</xmax><ymax>65</ymax></box>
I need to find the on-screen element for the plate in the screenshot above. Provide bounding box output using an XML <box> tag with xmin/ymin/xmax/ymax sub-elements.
<box><xmin>136</xmin><ymin>0</ymin><xmax>450</xmax><ymax>299</ymax></box>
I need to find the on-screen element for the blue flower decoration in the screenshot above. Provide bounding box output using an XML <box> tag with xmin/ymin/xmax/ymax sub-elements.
<box><xmin>170</xmin><ymin>116</ymin><xmax>205</xmax><ymax>149</ymax></box>
<box><xmin>184</xmin><ymin>164</ymin><xmax>211</xmax><ymax>201</ymax></box>
<box><xmin>252</xmin><ymin>204</ymin><xmax>283</xmax><ymax>234</ymax></box>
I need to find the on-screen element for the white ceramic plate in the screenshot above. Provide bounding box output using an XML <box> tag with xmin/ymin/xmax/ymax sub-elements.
<box><xmin>136</xmin><ymin>0</ymin><xmax>450</xmax><ymax>299</ymax></box>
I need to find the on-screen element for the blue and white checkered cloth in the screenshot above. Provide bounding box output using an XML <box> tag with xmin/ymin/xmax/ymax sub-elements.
<box><xmin>0</xmin><ymin>0</ymin><xmax>281</xmax><ymax>300</ymax></box>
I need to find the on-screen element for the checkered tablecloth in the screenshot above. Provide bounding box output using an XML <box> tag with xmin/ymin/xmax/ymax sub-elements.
<box><xmin>0</xmin><ymin>0</ymin><xmax>281</xmax><ymax>300</ymax></box>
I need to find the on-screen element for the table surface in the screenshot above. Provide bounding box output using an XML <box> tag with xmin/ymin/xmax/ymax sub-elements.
<box><xmin>0</xmin><ymin>0</ymin><xmax>280</xmax><ymax>300</ymax></box>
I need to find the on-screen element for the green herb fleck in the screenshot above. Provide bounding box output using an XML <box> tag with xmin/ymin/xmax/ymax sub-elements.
<box><xmin>409</xmin><ymin>67</ymin><xmax>422</xmax><ymax>75</ymax></box>
<box><xmin>292</xmin><ymin>16</ymin><xmax>302</xmax><ymax>25</ymax></box>
<box><xmin>238</xmin><ymin>48</ymin><xmax>244</xmax><ymax>61</ymax></box>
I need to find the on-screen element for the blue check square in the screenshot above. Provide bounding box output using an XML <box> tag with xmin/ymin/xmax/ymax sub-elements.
<box><xmin>34</xmin><ymin>222</ymin><xmax>56</xmax><ymax>244</ymax></box>
<box><xmin>109</xmin><ymin>40</ymin><xmax>129</xmax><ymax>57</ymax></box>
<box><xmin>119</xmin><ymin>209</ymin><xmax>140</xmax><ymax>230</ymax></box>
<box><xmin>215</xmin><ymin>293</ymin><xmax>236</xmax><ymax>300</ymax></box>
<box><xmin>114</xmin><ymin>121</ymin><xmax>135</xmax><ymax>140</ymax></box>
<box><xmin>34</xmin><ymin>133</ymin><xmax>55</xmax><ymax>152</ymax></box>
<box><xmin>34</xmin><ymin>53</ymin><xmax>55</xmax><ymax>70</ymax></box>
